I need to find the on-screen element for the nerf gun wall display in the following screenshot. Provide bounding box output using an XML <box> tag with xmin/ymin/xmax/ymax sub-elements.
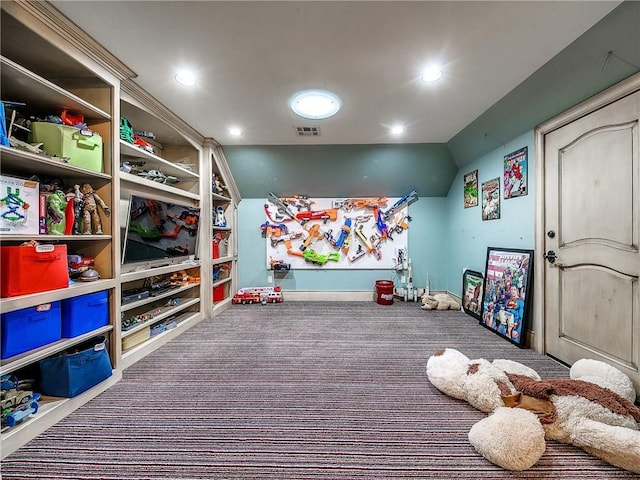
<box><xmin>262</xmin><ymin>190</ymin><xmax>418</xmax><ymax>270</ymax></box>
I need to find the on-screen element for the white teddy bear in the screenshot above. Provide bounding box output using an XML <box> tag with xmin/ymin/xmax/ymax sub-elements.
<box><xmin>421</xmin><ymin>293</ymin><xmax>461</xmax><ymax>311</ymax></box>
<box><xmin>426</xmin><ymin>348</ymin><xmax>640</xmax><ymax>473</ymax></box>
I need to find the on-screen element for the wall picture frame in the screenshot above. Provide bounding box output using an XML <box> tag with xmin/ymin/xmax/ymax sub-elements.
<box><xmin>480</xmin><ymin>247</ymin><xmax>533</xmax><ymax>348</ymax></box>
<box><xmin>463</xmin><ymin>169</ymin><xmax>478</xmax><ymax>208</ymax></box>
<box><xmin>481</xmin><ymin>177</ymin><xmax>500</xmax><ymax>220</ymax></box>
<box><xmin>503</xmin><ymin>146</ymin><xmax>528</xmax><ymax>199</ymax></box>
<box><xmin>461</xmin><ymin>269</ymin><xmax>483</xmax><ymax>320</ymax></box>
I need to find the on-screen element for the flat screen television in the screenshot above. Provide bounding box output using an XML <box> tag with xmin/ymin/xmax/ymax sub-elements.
<box><xmin>121</xmin><ymin>194</ymin><xmax>200</xmax><ymax>271</ymax></box>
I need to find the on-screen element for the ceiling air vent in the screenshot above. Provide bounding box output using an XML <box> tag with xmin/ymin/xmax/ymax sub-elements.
<box><xmin>295</xmin><ymin>126</ymin><xmax>320</xmax><ymax>137</ymax></box>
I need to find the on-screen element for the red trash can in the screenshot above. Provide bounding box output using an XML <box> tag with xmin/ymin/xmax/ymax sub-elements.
<box><xmin>375</xmin><ymin>280</ymin><xmax>394</xmax><ymax>305</ymax></box>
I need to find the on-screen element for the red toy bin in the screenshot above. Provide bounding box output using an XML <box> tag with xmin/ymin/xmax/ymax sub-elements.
<box><xmin>0</xmin><ymin>244</ymin><xmax>69</xmax><ymax>297</ymax></box>
<box><xmin>213</xmin><ymin>284</ymin><xmax>225</xmax><ymax>302</ymax></box>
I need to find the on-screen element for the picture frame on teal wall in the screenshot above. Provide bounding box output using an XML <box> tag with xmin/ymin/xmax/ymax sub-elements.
<box><xmin>463</xmin><ymin>169</ymin><xmax>478</xmax><ymax>208</ymax></box>
<box><xmin>480</xmin><ymin>247</ymin><xmax>534</xmax><ymax>348</ymax></box>
<box><xmin>461</xmin><ymin>269</ymin><xmax>483</xmax><ymax>320</ymax></box>
<box><xmin>503</xmin><ymin>146</ymin><xmax>528</xmax><ymax>199</ymax></box>
<box><xmin>481</xmin><ymin>177</ymin><xmax>500</xmax><ymax>220</ymax></box>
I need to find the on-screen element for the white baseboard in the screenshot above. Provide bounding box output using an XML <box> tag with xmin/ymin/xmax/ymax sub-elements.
<box><xmin>282</xmin><ymin>290</ymin><xmax>458</xmax><ymax>303</ymax></box>
<box><xmin>284</xmin><ymin>291</ymin><xmax>375</xmax><ymax>301</ymax></box>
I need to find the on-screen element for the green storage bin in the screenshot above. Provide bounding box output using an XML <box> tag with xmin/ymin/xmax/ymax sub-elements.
<box><xmin>30</xmin><ymin>122</ymin><xmax>103</xmax><ymax>172</ymax></box>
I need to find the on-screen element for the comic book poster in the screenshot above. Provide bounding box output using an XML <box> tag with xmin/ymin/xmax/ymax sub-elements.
<box><xmin>462</xmin><ymin>269</ymin><xmax>483</xmax><ymax>320</ymax></box>
<box><xmin>504</xmin><ymin>147</ymin><xmax>528</xmax><ymax>199</ymax></box>
<box><xmin>463</xmin><ymin>170</ymin><xmax>478</xmax><ymax>208</ymax></box>
<box><xmin>481</xmin><ymin>177</ymin><xmax>500</xmax><ymax>220</ymax></box>
<box><xmin>480</xmin><ymin>248</ymin><xmax>533</xmax><ymax>347</ymax></box>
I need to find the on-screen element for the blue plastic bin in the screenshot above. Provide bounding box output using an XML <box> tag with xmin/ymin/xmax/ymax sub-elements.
<box><xmin>1</xmin><ymin>302</ymin><xmax>62</xmax><ymax>359</ymax></box>
<box><xmin>61</xmin><ymin>290</ymin><xmax>109</xmax><ymax>338</ymax></box>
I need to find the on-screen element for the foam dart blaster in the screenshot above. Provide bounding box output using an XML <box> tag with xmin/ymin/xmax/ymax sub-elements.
<box><xmin>334</xmin><ymin>217</ymin><xmax>352</xmax><ymax>248</ymax></box>
<box><xmin>341</xmin><ymin>226</ymin><xmax>353</xmax><ymax>255</ymax></box>
<box><xmin>296</xmin><ymin>208</ymin><xmax>338</xmax><ymax>224</ymax></box>
<box><xmin>349</xmin><ymin>244</ymin><xmax>366</xmax><ymax>263</ymax></box>
<box><xmin>280</xmin><ymin>194</ymin><xmax>315</xmax><ymax>211</ymax></box>
<box><xmin>354</xmin><ymin>224</ymin><xmax>374</xmax><ymax>252</ymax></box>
<box><xmin>383</xmin><ymin>189</ymin><xmax>418</xmax><ymax>219</ymax></box>
<box><xmin>268</xmin><ymin>192</ymin><xmax>297</xmax><ymax>221</ymax></box>
<box><xmin>388</xmin><ymin>213</ymin><xmax>412</xmax><ymax>240</ymax></box>
<box><xmin>373</xmin><ymin>206</ymin><xmax>389</xmax><ymax>239</ymax></box>
<box><xmin>300</xmin><ymin>223</ymin><xmax>321</xmax><ymax>251</ymax></box>
<box><xmin>341</xmin><ymin>197</ymin><xmax>388</xmax><ymax>211</ymax></box>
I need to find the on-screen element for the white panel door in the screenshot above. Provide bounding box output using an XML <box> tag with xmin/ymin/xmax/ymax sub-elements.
<box><xmin>542</xmin><ymin>89</ymin><xmax>639</xmax><ymax>393</ymax></box>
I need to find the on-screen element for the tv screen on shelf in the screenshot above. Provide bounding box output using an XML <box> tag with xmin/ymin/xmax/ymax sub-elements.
<box><xmin>121</xmin><ymin>194</ymin><xmax>200</xmax><ymax>269</ymax></box>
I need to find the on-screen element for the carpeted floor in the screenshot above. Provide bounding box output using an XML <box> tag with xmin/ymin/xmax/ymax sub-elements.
<box><xmin>1</xmin><ymin>301</ymin><xmax>637</xmax><ymax>479</ymax></box>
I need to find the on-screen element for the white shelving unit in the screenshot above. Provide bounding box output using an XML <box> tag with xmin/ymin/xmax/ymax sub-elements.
<box><xmin>207</xmin><ymin>144</ymin><xmax>240</xmax><ymax>314</ymax></box>
<box><xmin>0</xmin><ymin>0</ymin><xmax>241</xmax><ymax>458</ymax></box>
<box><xmin>0</xmin><ymin>1</ymin><xmax>128</xmax><ymax>458</ymax></box>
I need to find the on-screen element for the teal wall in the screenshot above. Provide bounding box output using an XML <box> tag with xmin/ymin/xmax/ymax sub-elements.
<box><xmin>235</xmin><ymin>132</ymin><xmax>534</xmax><ymax>295</ymax></box>
<box><xmin>224</xmin><ymin>143</ymin><xmax>456</xmax><ymax>198</ymax></box>
<box><xmin>443</xmin><ymin>131</ymin><xmax>535</xmax><ymax>294</ymax></box>
<box><xmin>237</xmin><ymin>196</ymin><xmax>447</xmax><ymax>292</ymax></box>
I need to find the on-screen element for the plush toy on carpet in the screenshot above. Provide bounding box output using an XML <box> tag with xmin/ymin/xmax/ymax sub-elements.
<box><xmin>426</xmin><ymin>348</ymin><xmax>640</xmax><ymax>473</ymax></box>
<box><xmin>421</xmin><ymin>293</ymin><xmax>460</xmax><ymax>311</ymax></box>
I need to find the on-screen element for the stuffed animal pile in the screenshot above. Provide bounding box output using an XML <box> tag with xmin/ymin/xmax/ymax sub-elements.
<box><xmin>421</xmin><ymin>293</ymin><xmax>460</xmax><ymax>311</ymax></box>
<box><xmin>426</xmin><ymin>348</ymin><xmax>640</xmax><ymax>473</ymax></box>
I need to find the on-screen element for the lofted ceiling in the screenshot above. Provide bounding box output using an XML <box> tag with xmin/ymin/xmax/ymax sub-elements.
<box><xmin>49</xmin><ymin>1</ymin><xmax>623</xmax><ymax>151</ymax></box>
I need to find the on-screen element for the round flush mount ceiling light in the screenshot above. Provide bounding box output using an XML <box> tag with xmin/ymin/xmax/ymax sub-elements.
<box><xmin>390</xmin><ymin>125</ymin><xmax>405</xmax><ymax>135</ymax></box>
<box><xmin>290</xmin><ymin>89</ymin><xmax>341</xmax><ymax>120</ymax></box>
<box><xmin>174</xmin><ymin>69</ymin><xmax>197</xmax><ymax>86</ymax></box>
<box><xmin>421</xmin><ymin>66</ymin><xmax>443</xmax><ymax>83</ymax></box>
<box><xmin>228</xmin><ymin>127</ymin><xmax>243</xmax><ymax>137</ymax></box>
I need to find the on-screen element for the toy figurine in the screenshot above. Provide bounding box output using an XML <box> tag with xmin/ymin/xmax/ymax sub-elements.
<box><xmin>46</xmin><ymin>190</ymin><xmax>68</xmax><ymax>235</ymax></box>
<box><xmin>80</xmin><ymin>183</ymin><xmax>110</xmax><ymax>235</ymax></box>
<box><xmin>64</xmin><ymin>184</ymin><xmax>84</xmax><ymax>235</ymax></box>
<box><xmin>213</xmin><ymin>174</ymin><xmax>227</xmax><ymax>195</ymax></box>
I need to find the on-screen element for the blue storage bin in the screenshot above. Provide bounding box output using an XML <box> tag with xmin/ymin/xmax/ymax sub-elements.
<box><xmin>1</xmin><ymin>302</ymin><xmax>61</xmax><ymax>359</ymax></box>
<box><xmin>39</xmin><ymin>335</ymin><xmax>112</xmax><ymax>397</ymax></box>
<box><xmin>61</xmin><ymin>290</ymin><xmax>109</xmax><ymax>338</ymax></box>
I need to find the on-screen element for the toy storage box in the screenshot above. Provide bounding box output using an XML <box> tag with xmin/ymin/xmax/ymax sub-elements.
<box><xmin>1</xmin><ymin>301</ymin><xmax>62</xmax><ymax>359</ymax></box>
<box><xmin>61</xmin><ymin>290</ymin><xmax>109</xmax><ymax>338</ymax></box>
<box><xmin>0</xmin><ymin>175</ymin><xmax>39</xmax><ymax>235</ymax></box>
<box><xmin>30</xmin><ymin>122</ymin><xmax>103</xmax><ymax>173</ymax></box>
<box><xmin>0</xmin><ymin>244</ymin><xmax>68</xmax><ymax>297</ymax></box>
<box><xmin>39</xmin><ymin>336</ymin><xmax>112</xmax><ymax>397</ymax></box>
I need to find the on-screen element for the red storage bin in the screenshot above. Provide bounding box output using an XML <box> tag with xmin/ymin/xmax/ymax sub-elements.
<box><xmin>0</xmin><ymin>244</ymin><xmax>69</xmax><ymax>297</ymax></box>
<box><xmin>213</xmin><ymin>284</ymin><xmax>225</xmax><ymax>302</ymax></box>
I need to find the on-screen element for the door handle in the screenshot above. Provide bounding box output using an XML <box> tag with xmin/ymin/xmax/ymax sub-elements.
<box><xmin>544</xmin><ymin>250</ymin><xmax>556</xmax><ymax>264</ymax></box>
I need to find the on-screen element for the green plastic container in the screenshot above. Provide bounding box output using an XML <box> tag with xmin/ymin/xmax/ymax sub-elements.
<box><xmin>30</xmin><ymin>122</ymin><xmax>103</xmax><ymax>172</ymax></box>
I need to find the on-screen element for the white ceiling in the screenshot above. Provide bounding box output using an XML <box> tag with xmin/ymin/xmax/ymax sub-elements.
<box><xmin>50</xmin><ymin>1</ymin><xmax>621</xmax><ymax>147</ymax></box>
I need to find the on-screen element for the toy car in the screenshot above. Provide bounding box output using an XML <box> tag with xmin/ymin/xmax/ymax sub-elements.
<box><xmin>232</xmin><ymin>292</ymin><xmax>263</xmax><ymax>305</ymax></box>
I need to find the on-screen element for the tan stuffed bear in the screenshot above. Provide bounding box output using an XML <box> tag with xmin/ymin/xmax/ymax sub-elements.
<box><xmin>421</xmin><ymin>293</ymin><xmax>461</xmax><ymax>311</ymax></box>
<box><xmin>426</xmin><ymin>348</ymin><xmax>640</xmax><ymax>473</ymax></box>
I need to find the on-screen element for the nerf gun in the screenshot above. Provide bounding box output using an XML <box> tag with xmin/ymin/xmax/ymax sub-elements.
<box><xmin>383</xmin><ymin>189</ymin><xmax>418</xmax><ymax>219</ymax></box>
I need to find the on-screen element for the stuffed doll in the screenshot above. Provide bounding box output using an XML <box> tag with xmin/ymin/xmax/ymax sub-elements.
<box><xmin>426</xmin><ymin>348</ymin><xmax>640</xmax><ymax>473</ymax></box>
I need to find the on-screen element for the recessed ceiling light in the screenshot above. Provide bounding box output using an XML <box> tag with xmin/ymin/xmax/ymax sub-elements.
<box><xmin>391</xmin><ymin>125</ymin><xmax>405</xmax><ymax>135</ymax></box>
<box><xmin>290</xmin><ymin>89</ymin><xmax>341</xmax><ymax>120</ymax></box>
<box><xmin>174</xmin><ymin>69</ymin><xmax>196</xmax><ymax>86</ymax></box>
<box><xmin>228</xmin><ymin>127</ymin><xmax>243</xmax><ymax>137</ymax></box>
<box><xmin>421</xmin><ymin>66</ymin><xmax>443</xmax><ymax>83</ymax></box>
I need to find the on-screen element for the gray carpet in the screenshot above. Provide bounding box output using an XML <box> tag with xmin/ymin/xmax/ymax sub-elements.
<box><xmin>1</xmin><ymin>301</ymin><xmax>637</xmax><ymax>479</ymax></box>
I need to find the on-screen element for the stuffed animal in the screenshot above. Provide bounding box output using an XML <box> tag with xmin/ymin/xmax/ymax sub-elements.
<box><xmin>426</xmin><ymin>348</ymin><xmax>640</xmax><ymax>473</ymax></box>
<box><xmin>421</xmin><ymin>293</ymin><xmax>460</xmax><ymax>311</ymax></box>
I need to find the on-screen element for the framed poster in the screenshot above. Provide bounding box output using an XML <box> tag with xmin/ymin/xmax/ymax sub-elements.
<box><xmin>463</xmin><ymin>170</ymin><xmax>478</xmax><ymax>208</ymax></box>
<box><xmin>461</xmin><ymin>269</ymin><xmax>483</xmax><ymax>320</ymax></box>
<box><xmin>504</xmin><ymin>146</ymin><xmax>528</xmax><ymax>199</ymax></box>
<box><xmin>480</xmin><ymin>247</ymin><xmax>533</xmax><ymax>347</ymax></box>
<box><xmin>481</xmin><ymin>177</ymin><xmax>500</xmax><ymax>220</ymax></box>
